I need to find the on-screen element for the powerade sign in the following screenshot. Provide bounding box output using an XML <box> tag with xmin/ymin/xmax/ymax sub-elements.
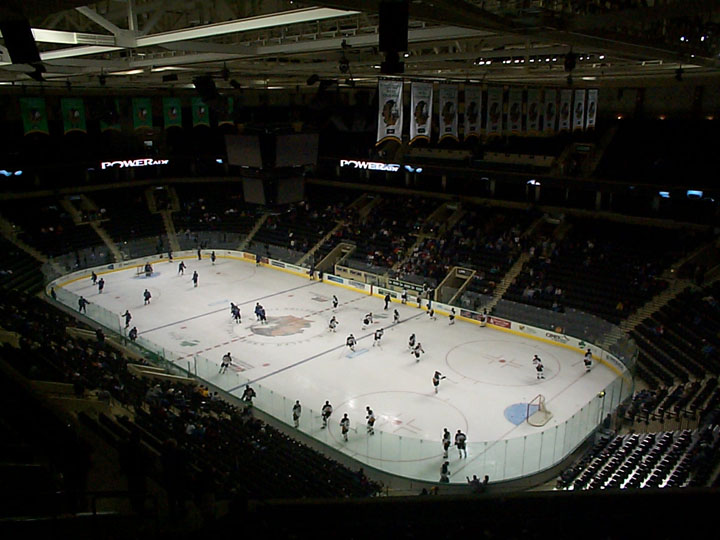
<box><xmin>100</xmin><ymin>158</ymin><xmax>170</xmax><ymax>170</ymax></box>
<box><xmin>339</xmin><ymin>159</ymin><xmax>400</xmax><ymax>172</ymax></box>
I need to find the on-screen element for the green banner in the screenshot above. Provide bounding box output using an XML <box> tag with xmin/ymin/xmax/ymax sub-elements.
<box><xmin>19</xmin><ymin>97</ymin><xmax>49</xmax><ymax>135</ymax></box>
<box><xmin>61</xmin><ymin>98</ymin><xmax>87</xmax><ymax>134</ymax></box>
<box><xmin>191</xmin><ymin>96</ymin><xmax>210</xmax><ymax>127</ymax></box>
<box><xmin>162</xmin><ymin>97</ymin><xmax>183</xmax><ymax>129</ymax></box>
<box><xmin>99</xmin><ymin>98</ymin><xmax>121</xmax><ymax>132</ymax></box>
<box><xmin>132</xmin><ymin>97</ymin><xmax>153</xmax><ymax>130</ymax></box>
<box><xmin>218</xmin><ymin>96</ymin><xmax>234</xmax><ymax>126</ymax></box>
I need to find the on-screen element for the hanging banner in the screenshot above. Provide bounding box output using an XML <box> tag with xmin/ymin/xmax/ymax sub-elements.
<box><xmin>486</xmin><ymin>87</ymin><xmax>503</xmax><ymax>136</ymax></box>
<box><xmin>410</xmin><ymin>82</ymin><xmax>433</xmax><ymax>144</ymax></box>
<box><xmin>162</xmin><ymin>97</ymin><xmax>183</xmax><ymax>129</ymax></box>
<box><xmin>192</xmin><ymin>97</ymin><xmax>210</xmax><ymax>127</ymax></box>
<box><xmin>543</xmin><ymin>89</ymin><xmax>557</xmax><ymax>134</ymax></box>
<box><xmin>573</xmin><ymin>89</ymin><xmax>585</xmax><ymax>131</ymax></box>
<box><xmin>99</xmin><ymin>98</ymin><xmax>121</xmax><ymax>132</ymax></box>
<box><xmin>376</xmin><ymin>79</ymin><xmax>403</xmax><ymax>145</ymax></box>
<box><xmin>526</xmin><ymin>89</ymin><xmax>540</xmax><ymax>135</ymax></box>
<box><xmin>558</xmin><ymin>89</ymin><xmax>572</xmax><ymax>132</ymax></box>
<box><xmin>218</xmin><ymin>96</ymin><xmax>235</xmax><ymax>126</ymax></box>
<box><xmin>463</xmin><ymin>85</ymin><xmax>482</xmax><ymax>140</ymax></box>
<box><xmin>438</xmin><ymin>84</ymin><xmax>459</xmax><ymax>142</ymax></box>
<box><xmin>585</xmin><ymin>89</ymin><xmax>598</xmax><ymax>130</ymax></box>
<box><xmin>507</xmin><ymin>88</ymin><xmax>523</xmax><ymax>134</ymax></box>
<box><xmin>132</xmin><ymin>98</ymin><xmax>153</xmax><ymax>131</ymax></box>
<box><xmin>61</xmin><ymin>98</ymin><xmax>86</xmax><ymax>134</ymax></box>
<box><xmin>19</xmin><ymin>97</ymin><xmax>49</xmax><ymax>135</ymax></box>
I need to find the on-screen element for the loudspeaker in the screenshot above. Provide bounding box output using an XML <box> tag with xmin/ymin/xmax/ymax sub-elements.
<box><xmin>0</xmin><ymin>19</ymin><xmax>41</xmax><ymax>64</ymax></box>
<box><xmin>379</xmin><ymin>1</ymin><xmax>408</xmax><ymax>52</ymax></box>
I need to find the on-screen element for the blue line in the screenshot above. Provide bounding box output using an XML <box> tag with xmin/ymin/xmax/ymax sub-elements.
<box><xmin>227</xmin><ymin>311</ymin><xmax>425</xmax><ymax>393</ymax></box>
<box><xmin>140</xmin><ymin>280</ymin><xmax>320</xmax><ymax>335</ymax></box>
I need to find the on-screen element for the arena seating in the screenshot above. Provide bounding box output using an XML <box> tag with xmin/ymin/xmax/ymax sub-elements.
<box><xmin>0</xmin><ymin>238</ymin><xmax>44</xmax><ymax>294</ymax></box>
<box><xmin>172</xmin><ymin>183</ymin><xmax>258</xmax><ymax>238</ymax></box>
<box><xmin>91</xmin><ymin>188</ymin><xmax>164</xmax><ymax>248</ymax></box>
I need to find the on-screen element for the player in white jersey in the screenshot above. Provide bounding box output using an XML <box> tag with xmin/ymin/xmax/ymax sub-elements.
<box><xmin>408</xmin><ymin>333</ymin><xmax>416</xmax><ymax>350</ymax></box>
<box><xmin>365</xmin><ymin>406</ymin><xmax>376</xmax><ymax>435</ymax></box>
<box><xmin>321</xmin><ymin>400</ymin><xmax>333</xmax><ymax>428</ymax></box>
<box><xmin>412</xmin><ymin>343</ymin><xmax>425</xmax><ymax>361</ymax></box>
<box><xmin>332</xmin><ymin>295</ymin><xmax>339</xmax><ymax>309</ymax></box>
<box><xmin>583</xmin><ymin>348</ymin><xmax>593</xmax><ymax>372</ymax></box>
<box><xmin>449</xmin><ymin>308</ymin><xmax>456</xmax><ymax>325</ymax></box>
<box><xmin>373</xmin><ymin>328</ymin><xmax>384</xmax><ymax>347</ymax></box>
<box><xmin>442</xmin><ymin>428</ymin><xmax>451</xmax><ymax>458</ymax></box>
<box><xmin>427</xmin><ymin>308</ymin><xmax>436</xmax><ymax>320</ymax></box>
<box><xmin>219</xmin><ymin>352</ymin><xmax>232</xmax><ymax>374</ymax></box>
<box><xmin>532</xmin><ymin>354</ymin><xmax>541</xmax><ymax>366</ymax></box>
<box><xmin>346</xmin><ymin>334</ymin><xmax>356</xmax><ymax>352</ymax></box>
<box><xmin>340</xmin><ymin>413</ymin><xmax>350</xmax><ymax>441</ymax></box>
<box><xmin>328</xmin><ymin>316</ymin><xmax>338</xmax><ymax>332</ymax></box>
<box><xmin>432</xmin><ymin>371</ymin><xmax>446</xmax><ymax>394</ymax></box>
<box><xmin>393</xmin><ymin>309</ymin><xmax>400</xmax><ymax>324</ymax></box>
<box><xmin>535</xmin><ymin>360</ymin><xmax>545</xmax><ymax>379</ymax></box>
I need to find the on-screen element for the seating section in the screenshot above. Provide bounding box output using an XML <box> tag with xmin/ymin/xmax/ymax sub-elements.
<box><xmin>173</xmin><ymin>183</ymin><xmax>258</xmax><ymax>237</ymax></box>
<box><xmin>0</xmin><ymin>238</ymin><xmax>44</xmax><ymax>294</ymax></box>
<box><xmin>91</xmin><ymin>188</ymin><xmax>164</xmax><ymax>245</ymax></box>
<box><xmin>557</xmin><ymin>426</ymin><xmax>720</xmax><ymax>490</ymax></box>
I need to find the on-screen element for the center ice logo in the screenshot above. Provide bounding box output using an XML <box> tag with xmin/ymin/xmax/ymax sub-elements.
<box><xmin>251</xmin><ymin>315</ymin><xmax>311</xmax><ymax>337</ymax></box>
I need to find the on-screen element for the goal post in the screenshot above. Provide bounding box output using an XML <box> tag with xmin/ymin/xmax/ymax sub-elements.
<box><xmin>527</xmin><ymin>394</ymin><xmax>553</xmax><ymax>427</ymax></box>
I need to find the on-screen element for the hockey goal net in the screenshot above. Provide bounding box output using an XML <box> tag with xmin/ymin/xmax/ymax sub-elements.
<box><xmin>527</xmin><ymin>394</ymin><xmax>553</xmax><ymax>427</ymax></box>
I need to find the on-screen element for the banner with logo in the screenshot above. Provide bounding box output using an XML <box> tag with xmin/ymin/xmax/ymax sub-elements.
<box><xmin>585</xmin><ymin>89</ymin><xmax>598</xmax><ymax>130</ymax></box>
<box><xmin>463</xmin><ymin>85</ymin><xmax>482</xmax><ymax>140</ymax></box>
<box><xmin>486</xmin><ymin>86</ymin><xmax>503</xmax><ymax>136</ymax></box>
<box><xmin>218</xmin><ymin>96</ymin><xmax>235</xmax><ymax>126</ymax></box>
<box><xmin>376</xmin><ymin>79</ymin><xmax>403</xmax><ymax>145</ymax></box>
<box><xmin>526</xmin><ymin>88</ymin><xmax>541</xmax><ymax>135</ymax></box>
<box><xmin>573</xmin><ymin>89</ymin><xmax>585</xmax><ymax>131</ymax></box>
<box><xmin>192</xmin><ymin>97</ymin><xmax>210</xmax><ymax>127</ymax></box>
<box><xmin>410</xmin><ymin>82</ymin><xmax>433</xmax><ymax>144</ymax></box>
<box><xmin>19</xmin><ymin>97</ymin><xmax>49</xmax><ymax>135</ymax></box>
<box><xmin>438</xmin><ymin>84</ymin><xmax>459</xmax><ymax>142</ymax></box>
<box><xmin>162</xmin><ymin>97</ymin><xmax>183</xmax><ymax>129</ymax></box>
<box><xmin>507</xmin><ymin>88</ymin><xmax>523</xmax><ymax>134</ymax></box>
<box><xmin>99</xmin><ymin>98</ymin><xmax>121</xmax><ymax>132</ymax></box>
<box><xmin>61</xmin><ymin>98</ymin><xmax>86</xmax><ymax>134</ymax></box>
<box><xmin>132</xmin><ymin>97</ymin><xmax>153</xmax><ymax>131</ymax></box>
<box><xmin>543</xmin><ymin>89</ymin><xmax>557</xmax><ymax>134</ymax></box>
<box><xmin>558</xmin><ymin>89</ymin><xmax>572</xmax><ymax>132</ymax></box>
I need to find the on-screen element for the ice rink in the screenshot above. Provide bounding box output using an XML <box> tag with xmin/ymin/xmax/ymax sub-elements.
<box><xmin>56</xmin><ymin>254</ymin><xmax>623</xmax><ymax>483</ymax></box>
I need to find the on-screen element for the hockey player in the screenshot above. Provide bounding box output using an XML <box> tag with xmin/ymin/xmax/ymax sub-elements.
<box><xmin>440</xmin><ymin>461</ymin><xmax>450</xmax><ymax>483</ymax></box>
<box><xmin>584</xmin><ymin>348</ymin><xmax>593</xmax><ymax>372</ymax></box>
<box><xmin>328</xmin><ymin>316</ymin><xmax>338</xmax><ymax>332</ymax></box>
<box><xmin>178</xmin><ymin>261</ymin><xmax>186</xmax><ymax>275</ymax></box>
<box><xmin>78</xmin><ymin>296</ymin><xmax>89</xmax><ymax>313</ymax></box>
<box><xmin>332</xmin><ymin>295</ymin><xmax>339</xmax><ymax>310</ymax></box>
<box><xmin>122</xmin><ymin>310</ymin><xmax>132</xmax><ymax>328</ymax></box>
<box><xmin>210</xmin><ymin>251</ymin><xmax>216</xmax><ymax>265</ymax></box>
<box><xmin>97</xmin><ymin>278</ymin><xmax>105</xmax><ymax>294</ymax></box>
<box><xmin>346</xmin><ymin>333</ymin><xmax>357</xmax><ymax>352</ymax></box>
<box><xmin>373</xmin><ymin>328</ymin><xmax>384</xmax><ymax>347</ymax></box>
<box><xmin>128</xmin><ymin>326</ymin><xmax>138</xmax><ymax>341</ymax></box>
<box><xmin>408</xmin><ymin>333</ymin><xmax>416</xmax><ymax>350</ymax></box>
<box><xmin>143</xmin><ymin>289</ymin><xmax>152</xmax><ymax>305</ymax></box>
<box><xmin>366</xmin><ymin>406</ymin><xmax>376</xmax><ymax>435</ymax></box>
<box><xmin>401</xmin><ymin>289</ymin><xmax>408</xmax><ymax>304</ymax></box>
<box><xmin>535</xmin><ymin>359</ymin><xmax>545</xmax><ymax>380</ymax></box>
<box><xmin>258</xmin><ymin>306</ymin><xmax>267</xmax><ymax>324</ymax></box>
<box><xmin>241</xmin><ymin>384</ymin><xmax>256</xmax><ymax>404</ymax></box>
<box><xmin>412</xmin><ymin>342</ymin><xmax>425</xmax><ymax>362</ymax></box>
<box><xmin>321</xmin><ymin>400</ymin><xmax>333</xmax><ymax>428</ymax></box>
<box><xmin>432</xmin><ymin>371</ymin><xmax>446</xmax><ymax>394</ymax></box>
<box><xmin>192</xmin><ymin>271</ymin><xmax>199</xmax><ymax>287</ymax></box>
<box><xmin>362</xmin><ymin>313</ymin><xmax>372</xmax><ymax>329</ymax></box>
<box><xmin>230</xmin><ymin>302</ymin><xmax>241</xmax><ymax>323</ymax></box>
<box><xmin>532</xmin><ymin>354</ymin><xmax>541</xmax><ymax>366</ymax></box>
<box><xmin>449</xmin><ymin>308</ymin><xmax>456</xmax><ymax>325</ymax></box>
<box><xmin>91</xmin><ymin>271</ymin><xmax>97</xmax><ymax>285</ymax></box>
<box><xmin>197</xmin><ymin>248</ymin><xmax>202</xmax><ymax>260</ymax></box>
<box><xmin>442</xmin><ymin>428</ymin><xmax>451</xmax><ymax>458</ymax></box>
<box><xmin>254</xmin><ymin>303</ymin><xmax>263</xmax><ymax>321</ymax></box>
<box><xmin>393</xmin><ymin>309</ymin><xmax>400</xmax><ymax>324</ymax></box>
<box><xmin>292</xmin><ymin>400</ymin><xmax>302</xmax><ymax>428</ymax></box>
<box><xmin>427</xmin><ymin>307</ymin><xmax>436</xmax><ymax>320</ymax></box>
<box><xmin>455</xmin><ymin>429</ymin><xmax>467</xmax><ymax>458</ymax></box>
<box><xmin>384</xmin><ymin>293</ymin><xmax>391</xmax><ymax>310</ymax></box>
<box><xmin>219</xmin><ymin>352</ymin><xmax>232</xmax><ymax>374</ymax></box>
<box><xmin>340</xmin><ymin>413</ymin><xmax>350</xmax><ymax>442</ymax></box>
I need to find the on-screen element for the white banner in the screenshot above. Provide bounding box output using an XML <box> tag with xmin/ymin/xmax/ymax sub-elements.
<box><xmin>376</xmin><ymin>79</ymin><xmax>404</xmax><ymax>145</ymax></box>
<box><xmin>486</xmin><ymin>87</ymin><xmax>503</xmax><ymax>136</ymax></box>
<box><xmin>507</xmin><ymin>88</ymin><xmax>523</xmax><ymax>134</ymax></box>
<box><xmin>410</xmin><ymin>82</ymin><xmax>433</xmax><ymax>144</ymax></box>
<box><xmin>586</xmin><ymin>89</ymin><xmax>598</xmax><ymax>130</ymax></box>
<box><xmin>559</xmin><ymin>89</ymin><xmax>572</xmax><ymax>132</ymax></box>
<box><xmin>573</xmin><ymin>89</ymin><xmax>585</xmax><ymax>131</ymax></box>
<box><xmin>526</xmin><ymin>88</ymin><xmax>541</xmax><ymax>135</ymax></box>
<box><xmin>543</xmin><ymin>89</ymin><xmax>557</xmax><ymax>134</ymax></box>
<box><xmin>463</xmin><ymin>85</ymin><xmax>482</xmax><ymax>140</ymax></box>
<box><xmin>438</xmin><ymin>84</ymin><xmax>459</xmax><ymax>141</ymax></box>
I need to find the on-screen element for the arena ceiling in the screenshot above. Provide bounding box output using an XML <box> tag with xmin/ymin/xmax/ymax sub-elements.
<box><xmin>1</xmin><ymin>0</ymin><xmax>719</xmax><ymax>90</ymax></box>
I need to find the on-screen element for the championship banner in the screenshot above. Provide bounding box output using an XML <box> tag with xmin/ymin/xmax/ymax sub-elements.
<box><xmin>61</xmin><ymin>98</ymin><xmax>87</xmax><ymax>134</ymax></box>
<box><xmin>486</xmin><ymin>87</ymin><xmax>503</xmax><ymax>136</ymax></box>
<box><xmin>585</xmin><ymin>89</ymin><xmax>598</xmax><ymax>130</ymax></box>
<box><xmin>19</xmin><ymin>97</ymin><xmax>49</xmax><ymax>135</ymax></box>
<box><xmin>410</xmin><ymin>82</ymin><xmax>433</xmax><ymax>144</ymax></box>
<box><xmin>543</xmin><ymin>89</ymin><xmax>557</xmax><ymax>134</ymax></box>
<box><xmin>507</xmin><ymin>88</ymin><xmax>523</xmax><ymax>134</ymax></box>
<box><xmin>218</xmin><ymin>96</ymin><xmax>235</xmax><ymax>126</ymax></box>
<box><xmin>132</xmin><ymin>98</ymin><xmax>153</xmax><ymax>131</ymax></box>
<box><xmin>526</xmin><ymin>89</ymin><xmax>541</xmax><ymax>135</ymax></box>
<box><xmin>192</xmin><ymin>97</ymin><xmax>210</xmax><ymax>127</ymax></box>
<box><xmin>558</xmin><ymin>89</ymin><xmax>572</xmax><ymax>132</ymax></box>
<box><xmin>463</xmin><ymin>85</ymin><xmax>482</xmax><ymax>140</ymax></box>
<box><xmin>100</xmin><ymin>98</ymin><xmax>121</xmax><ymax>132</ymax></box>
<box><xmin>573</xmin><ymin>89</ymin><xmax>585</xmax><ymax>131</ymax></box>
<box><xmin>162</xmin><ymin>97</ymin><xmax>182</xmax><ymax>129</ymax></box>
<box><xmin>376</xmin><ymin>79</ymin><xmax>403</xmax><ymax>145</ymax></box>
<box><xmin>438</xmin><ymin>84</ymin><xmax>459</xmax><ymax>142</ymax></box>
